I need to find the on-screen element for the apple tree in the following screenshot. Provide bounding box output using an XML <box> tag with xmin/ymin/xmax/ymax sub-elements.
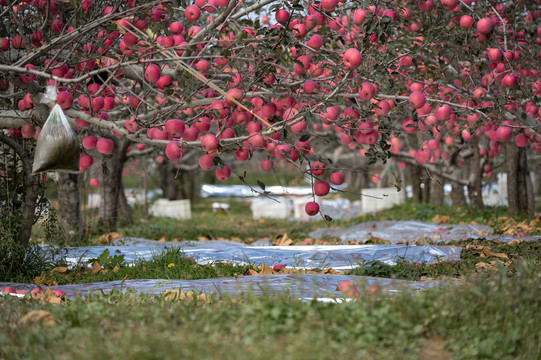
<box><xmin>1</xmin><ymin>0</ymin><xmax>540</xmax><ymax>245</ymax></box>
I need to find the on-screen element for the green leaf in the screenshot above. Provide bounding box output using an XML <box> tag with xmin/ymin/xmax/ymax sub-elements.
<box><xmin>257</xmin><ymin>180</ymin><xmax>266</xmax><ymax>191</ymax></box>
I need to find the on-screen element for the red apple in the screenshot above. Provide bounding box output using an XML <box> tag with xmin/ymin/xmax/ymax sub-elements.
<box><xmin>342</xmin><ymin>48</ymin><xmax>363</xmax><ymax>69</ymax></box>
<box><xmin>409</xmin><ymin>91</ymin><xmax>426</xmax><ymax>109</ymax></box>
<box><xmin>96</xmin><ymin>138</ymin><xmax>114</xmax><ymax>154</ymax></box>
<box><xmin>199</xmin><ymin>154</ymin><xmax>215</xmax><ymax>170</ymax></box>
<box><xmin>216</xmin><ymin>165</ymin><xmax>231</xmax><ymax>181</ymax></box>
<box><xmin>477</xmin><ymin>18</ymin><xmax>493</xmax><ymax>34</ymax></box>
<box><xmin>201</xmin><ymin>134</ymin><xmax>219</xmax><ymax>153</ymax></box>
<box><xmin>57</xmin><ymin>91</ymin><xmax>74</xmax><ymax>110</ymax></box>
<box><xmin>185</xmin><ymin>5</ymin><xmax>201</xmax><ymax>21</ymax></box>
<box><xmin>90</xmin><ymin>178</ymin><xmax>100</xmax><ymax>187</ymax></box>
<box><xmin>337</xmin><ymin>280</ymin><xmax>360</xmax><ymax>297</ymax></box>
<box><xmin>330</xmin><ymin>172</ymin><xmax>345</xmax><ymax>185</ymax></box>
<box><xmin>275</xmin><ymin>9</ymin><xmax>290</xmax><ymax>24</ymax></box>
<box><xmin>164</xmin><ymin>119</ymin><xmax>185</xmax><ymax>138</ymax></box>
<box><xmin>261</xmin><ymin>159</ymin><xmax>274</xmax><ymax>171</ymax></box>
<box><xmin>311</xmin><ymin>161</ymin><xmax>326</xmax><ymax>176</ymax></box>
<box><xmin>83</xmin><ymin>135</ymin><xmax>98</xmax><ymax>149</ymax></box>
<box><xmin>305</xmin><ymin>201</ymin><xmax>320</xmax><ymax>216</ymax></box>
<box><xmin>314</xmin><ymin>181</ymin><xmax>330</xmax><ymax>196</ymax></box>
<box><xmin>144</xmin><ymin>63</ymin><xmax>161</xmax><ymax>83</ymax></box>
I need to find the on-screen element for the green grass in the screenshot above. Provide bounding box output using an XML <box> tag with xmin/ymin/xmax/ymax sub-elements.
<box><xmin>349</xmin><ymin>240</ymin><xmax>541</xmax><ymax>280</ymax></box>
<box><xmin>2</xmin><ymin>261</ymin><xmax>540</xmax><ymax>360</ymax></box>
<box><xmin>35</xmin><ymin>247</ymin><xmax>255</xmax><ymax>286</ymax></box>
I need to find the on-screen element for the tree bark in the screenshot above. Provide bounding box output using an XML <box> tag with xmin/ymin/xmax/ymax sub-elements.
<box><xmin>468</xmin><ymin>136</ymin><xmax>484</xmax><ymax>208</ymax></box>
<box><xmin>0</xmin><ymin>133</ymin><xmax>40</xmax><ymax>248</ymax></box>
<box><xmin>55</xmin><ymin>172</ymin><xmax>82</xmax><ymax>243</ymax></box>
<box><xmin>161</xmin><ymin>161</ymin><xmax>178</xmax><ymax>200</ymax></box>
<box><xmin>506</xmin><ymin>142</ymin><xmax>535</xmax><ymax>217</ymax></box>
<box><xmin>98</xmin><ymin>138</ymin><xmax>130</xmax><ymax>231</ymax></box>
<box><xmin>430</xmin><ymin>173</ymin><xmax>444</xmax><ymax>206</ymax></box>
<box><xmin>411</xmin><ymin>165</ymin><xmax>423</xmax><ymax>202</ymax></box>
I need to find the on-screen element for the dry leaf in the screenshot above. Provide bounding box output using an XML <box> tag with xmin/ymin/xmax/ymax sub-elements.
<box><xmin>415</xmin><ymin>237</ymin><xmax>432</xmax><ymax>246</ymax></box>
<box><xmin>50</xmin><ymin>267</ymin><xmax>68</xmax><ymax>274</ymax></box>
<box><xmin>432</xmin><ymin>215</ymin><xmax>451</xmax><ymax>224</ymax></box>
<box><xmin>122</xmin><ymin>274</ymin><xmax>130</xmax><ymax>281</ymax></box>
<box><xmin>508</xmin><ymin>239</ymin><xmax>524</xmax><ymax>245</ymax></box>
<box><xmin>466</xmin><ymin>244</ymin><xmax>484</xmax><ymax>251</ymax></box>
<box><xmin>158</xmin><ymin>234</ymin><xmax>168</xmax><ymax>242</ymax></box>
<box><xmin>90</xmin><ymin>261</ymin><xmax>103</xmax><ymax>274</ymax></box>
<box><xmin>259</xmin><ymin>264</ymin><xmax>277</xmax><ymax>275</ymax></box>
<box><xmin>276</xmin><ymin>233</ymin><xmax>293</xmax><ymax>246</ymax></box>
<box><xmin>230</xmin><ymin>237</ymin><xmax>242</xmax><ymax>243</ymax></box>
<box><xmin>366</xmin><ymin>236</ymin><xmax>389</xmax><ymax>244</ymax></box>
<box><xmin>18</xmin><ymin>310</ymin><xmax>55</xmax><ymax>326</ymax></box>
<box><xmin>197</xmin><ymin>293</ymin><xmax>208</xmax><ymax>302</ymax></box>
<box><xmin>475</xmin><ymin>262</ymin><xmax>496</xmax><ymax>270</ymax></box>
<box><xmin>476</xmin><ymin>230</ymin><xmax>492</xmax><ymax>236</ymax></box>
<box><xmin>112</xmin><ymin>265</ymin><xmax>120</xmax><ymax>272</ymax></box>
<box><xmin>94</xmin><ymin>232</ymin><xmax>123</xmax><ymax>244</ymax></box>
<box><xmin>197</xmin><ymin>236</ymin><xmax>208</xmax><ymax>242</ymax></box>
<box><xmin>480</xmin><ymin>247</ymin><xmax>509</xmax><ymax>259</ymax></box>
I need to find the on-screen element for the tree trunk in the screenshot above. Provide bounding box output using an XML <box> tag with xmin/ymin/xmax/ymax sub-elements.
<box><xmin>411</xmin><ymin>165</ymin><xmax>423</xmax><ymax>202</ymax></box>
<box><xmin>55</xmin><ymin>172</ymin><xmax>82</xmax><ymax>242</ymax></box>
<box><xmin>451</xmin><ymin>176</ymin><xmax>467</xmax><ymax>208</ymax></box>
<box><xmin>506</xmin><ymin>142</ymin><xmax>535</xmax><ymax>217</ymax></box>
<box><xmin>468</xmin><ymin>136</ymin><xmax>484</xmax><ymax>208</ymax></box>
<box><xmin>177</xmin><ymin>169</ymin><xmax>199</xmax><ymax>201</ymax></box>
<box><xmin>117</xmin><ymin>180</ymin><xmax>133</xmax><ymax>225</ymax></box>
<box><xmin>161</xmin><ymin>161</ymin><xmax>178</xmax><ymax>200</ymax></box>
<box><xmin>429</xmin><ymin>173</ymin><xmax>444</xmax><ymax>206</ymax></box>
<box><xmin>98</xmin><ymin>138</ymin><xmax>130</xmax><ymax>231</ymax></box>
<box><xmin>0</xmin><ymin>133</ymin><xmax>40</xmax><ymax>248</ymax></box>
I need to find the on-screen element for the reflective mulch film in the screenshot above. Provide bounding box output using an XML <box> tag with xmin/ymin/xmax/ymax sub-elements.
<box><xmin>0</xmin><ymin>274</ymin><xmax>454</xmax><ymax>302</ymax></box>
<box><xmin>56</xmin><ymin>241</ymin><xmax>461</xmax><ymax>270</ymax></box>
<box><xmin>309</xmin><ymin>220</ymin><xmax>541</xmax><ymax>244</ymax></box>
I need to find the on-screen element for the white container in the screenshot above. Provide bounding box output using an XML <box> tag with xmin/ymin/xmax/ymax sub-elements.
<box><xmin>149</xmin><ymin>199</ymin><xmax>191</xmax><ymax>219</ymax></box>
<box><xmin>361</xmin><ymin>187</ymin><xmax>404</xmax><ymax>212</ymax></box>
<box><xmin>250</xmin><ymin>198</ymin><xmax>293</xmax><ymax>219</ymax></box>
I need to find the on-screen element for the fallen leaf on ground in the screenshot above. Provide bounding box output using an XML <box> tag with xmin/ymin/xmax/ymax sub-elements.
<box><xmin>508</xmin><ymin>239</ymin><xmax>524</xmax><ymax>245</ymax></box>
<box><xmin>476</xmin><ymin>230</ymin><xmax>492</xmax><ymax>236</ymax></box>
<box><xmin>94</xmin><ymin>232</ymin><xmax>123</xmax><ymax>245</ymax></box>
<box><xmin>480</xmin><ymin>247</ymin><xmax>509</xmax><ymax>259</ymax></box>
<box><xmin>432</xmin><ymin>215</ymin><xmax>452</xmax><ymax>224</ymax></box>
<box><xmin>18</xmin><ymin>310</ymin><xmax>55</xmax><ymax>326</ymax></box>
<box><xmin>50</xmin><ymin>267</ymin><xmax>68</xmax><ymax>274</ymax></box>
<box><xmin>90</xmin><ymin>261</ymin><xmax>103</xmax><ymax>274</ymax></box>
<box><xmin>365</xmin><ymin>236</ymin><xmax>389</xmax><ymax>244</ymax></box>
<box><xmin>259</xmin><ymin>264</ymin><xmax>277</xmax><ymax>275</ymax></box>
<box><xmin>275</xmin><ymin>233</ymin><xmax>293</xmax><ymax>246</ymax></box>
<box><xmin>466</xmin><ymin>244</ymin><xmax>484</xmax><ymax>251</ymax></box>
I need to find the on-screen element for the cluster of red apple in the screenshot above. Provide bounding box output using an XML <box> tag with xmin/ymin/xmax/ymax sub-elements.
<box><xmin>1</xmin><ymin>286</ymin><xmax>66</xmax><ymax>297</ymax></box>
<box><xmin>1</xmin><ymin>0</ymin><xmax>541</xmax><ymax>216</ymax></box>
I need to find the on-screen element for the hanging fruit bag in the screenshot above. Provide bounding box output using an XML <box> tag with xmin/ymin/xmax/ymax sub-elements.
<box><xmin>32</xmin><ymin>104</ymin><xmax>79</xmax><ymax>174</ymax></box>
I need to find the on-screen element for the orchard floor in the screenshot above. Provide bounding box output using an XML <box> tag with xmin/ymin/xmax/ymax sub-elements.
<box><xmin>2</xmin><ymin>202</ymin><xmax>540</xmax><ymax>359</ymax></box>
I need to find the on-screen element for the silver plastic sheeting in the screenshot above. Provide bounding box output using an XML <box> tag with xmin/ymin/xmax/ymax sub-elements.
<box><xmin>201</xmin><ymin>184</ymin><xmax>315</xmax><ymax>197</ymax></box>
<box><xmin>0</xmin><ymin>274</ymin><xmax>454</xmax><ymax>302</ymax></box>
<box><xmin>309</xmin><ymin>220</ymin><xmax>503</xmax><ymax>244</ymax></box>
<box><xmin>57</xmin><ymin>241</ymin><xmax>461</xmax><ymax>270</ymax></box>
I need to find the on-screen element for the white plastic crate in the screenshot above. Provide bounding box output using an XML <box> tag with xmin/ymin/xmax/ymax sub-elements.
<box><xmin>149</xmin><ymin>199</ymin><xmax>191</xmax><ymax>219</ymax></box>
<box><xmin>250</xmin><ymin>198</ymin><xmax>293</xmax><ymax>219</ymax></box>
<box><xmin>361</xmin><ymin>187</ymin><xmax>404</xmax><ymax>212</ymax></box>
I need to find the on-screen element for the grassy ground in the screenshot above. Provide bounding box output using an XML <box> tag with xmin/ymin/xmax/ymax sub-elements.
<box><xmin>6</xmin><ymin>200</ymin><xmax>538</xmax><ymax>359</ymax></box>
<box><xmin>1</xmin><ymin>261</ymin><xmax>540</xmax><ymax>360</ymax></box>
